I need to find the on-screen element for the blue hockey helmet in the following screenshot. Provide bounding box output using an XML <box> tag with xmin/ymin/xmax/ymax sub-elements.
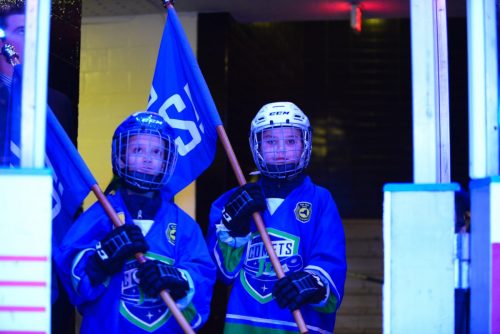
<box><xmin>111</xmin><ymin>111</ymin><xmax>177</xmax><ymax>191</ymax></box>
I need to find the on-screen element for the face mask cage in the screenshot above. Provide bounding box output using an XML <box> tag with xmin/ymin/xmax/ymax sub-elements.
<box><xmin>112</xmin><ymin>128</ymin><xmax>177</xmax><ymax>191</ymax></box>
<box><xmin>250</xmin><ymin>123</ymin><xmax>312</xmax><ymax>179</ymax></box>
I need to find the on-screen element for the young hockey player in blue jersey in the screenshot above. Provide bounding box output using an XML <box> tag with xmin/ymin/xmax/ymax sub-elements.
<box><xmin>207</xmin><ymin>102</ymin><xmax>347</xmax><ymax>333</ymax></box>
<box><xmin>55</xmin><ymin>111</ymin><xmax>216</xmax><ymax>333</ymax></box>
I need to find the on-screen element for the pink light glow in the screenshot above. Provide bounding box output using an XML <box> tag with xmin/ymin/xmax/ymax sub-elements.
<box><xmin>317</xmin><ymin>1</ymin><xmax>409</xmax><ymax>19</ymax></box>
<box><xmin>0</xmin><ymin>281</ymin><xmax>47</xmax><ymax>287</ymax></box>
<box><xmin>359</xmin><ymin>1</ymin><xmax>409</xmax><ymax>17</ymax></box>
<box><xmin>0</xmin><ymin>306</ymin><xmax>46</xmax><ymax>312</ymax></box>
<box><xmin>0</xmin><ymin>255</ymin><xmax>48</xmax><ymax>262</ymax></box>
<box><xmin>319</xmin><ymin>2</ymin><xmax>351</xmax><ymax>14</ymax></box>
<box><xmin>0</xmin><ymin>331</ymin><xmax>47</xmax><ymax>334</ymax></box>
<box><xmin>493</xmin><ymin>243</ymin><xmax>500</xmax><ymax>333</ymax></box>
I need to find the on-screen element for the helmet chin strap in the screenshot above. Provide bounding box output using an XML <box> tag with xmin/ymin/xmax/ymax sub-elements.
<box><xmin>261</xmin><ymin>163</ymin><xmax>301</xmax><ymax>179</ymax></box>
<box><xmin>122</xmin><ymin>170</ymin><xmax>166</xmax><ymax>192</ymax></box>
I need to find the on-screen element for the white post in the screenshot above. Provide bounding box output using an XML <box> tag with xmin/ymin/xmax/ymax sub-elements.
<box><xmin>383</xmin><ymin>1</ymin><xmax>456</xmax><ymax>332</ymax></box>
<box><xmin>0</xmin><ymin>1</ymin><xmax>54</xmax><ymax>332</ymax></box>
<box><xmin>20</xmin><ymin>0</ymin><xmax>51</xmax><ymax>168</ymax></box>
<box><xmin>466</xmin><ymin>0</ymin><xmax>500</xmax><ymax>332</ymax></box>
<box><xmin>410</xmin><ymin>0</ymin><xmax>451</xmax><ymax>183</ymax></box>
<box><xmin>467</xmin><ymin>0</ymin><xmax>499</xmax><ymax>178</ymax></box>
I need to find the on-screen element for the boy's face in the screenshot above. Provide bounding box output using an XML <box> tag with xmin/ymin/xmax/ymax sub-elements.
<box><xmin>260</xmin><ymin>127</ymin><xmax>303</xmax><ymax>165</ymax></box>
<box><xmin>0</xmin><ymin>14</ymin><xmax>25</xmax><ymax>69</ymax></box>
<box><xmin>124</xmin><ymin>134</ymin><xmax>165</xmax><ymax>176</ymax></box>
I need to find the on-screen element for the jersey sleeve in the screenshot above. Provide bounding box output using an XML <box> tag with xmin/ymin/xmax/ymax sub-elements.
<box><xmin>304</xmin><ymin>187</ymin><xmax>347</xmax><ymax>313</ymax></box>
<box><xmin>53</xmin><ymin>199</ymin><xmax>115</xmax><ymax>306</ymax></box>
<box><xmin>68</xmin><ymin>248</ymin><xmax>109</xmax><ymax>301</ymax></box>
<box><xmin>175</xmin><ymin>209</ymin><xmax>216</xmax><ymax>330</ymax></box>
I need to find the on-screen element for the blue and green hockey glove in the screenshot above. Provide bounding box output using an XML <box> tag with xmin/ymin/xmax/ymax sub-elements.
<box><xmin>85</xmin><ymin>224</ymin><xmax>148</xmax><ymax>285</ymax></box>
<box><xmin>273</xmin><ymin>271</ymin><xmax>327</xmax><ymax>310</ymax></box>
<box><xmin>137</xmin><ymin>260</ymin><xmax>189</xmax><ymax>300</ymax></box>
<box><xmin>221</xmin><ymin>183</ymin><xmax>266</xmax><ymax>237</ymax></box>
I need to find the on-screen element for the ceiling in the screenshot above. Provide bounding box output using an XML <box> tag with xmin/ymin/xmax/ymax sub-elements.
<box><xmin>82</xmin><ymin>0</ymin><xmax>466</xmax><ymax>22</ymax></box>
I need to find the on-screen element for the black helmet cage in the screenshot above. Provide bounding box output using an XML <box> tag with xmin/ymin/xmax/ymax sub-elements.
<box><xmin>249</xmin><ymin>102</ymin><xmax>312</xmax><ymax>180</ymax></box>
<box><xmin>250</xmin><ymin>124</ymin><xmax>312</xmax><ymax>179</ymax></box>
<box><xmin>111</xmin><ymin>112</ymin><xmax>178</xmax><ymax>191</ymax></box>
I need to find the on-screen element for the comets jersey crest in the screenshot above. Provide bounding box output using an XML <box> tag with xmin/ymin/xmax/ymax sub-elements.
<box><xmin>241</xmin><ymin>228</ymin><xmax>302</xmax><ymax>303</ymax></box>
<box><xmin>119</xmin><ymin>255</ymin><xmax>175</xmax><ymax>331</ymax></box>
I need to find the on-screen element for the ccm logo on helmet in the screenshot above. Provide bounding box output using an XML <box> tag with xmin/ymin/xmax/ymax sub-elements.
<box><xmin>269</xmin><ymin>111</ymin><xmax>290</xmax><ymax>116</ymax></box>
<box><xmin>142</xmin><ymin>116</ymin><xmax>163</xmax><ymax>125</ymax></box>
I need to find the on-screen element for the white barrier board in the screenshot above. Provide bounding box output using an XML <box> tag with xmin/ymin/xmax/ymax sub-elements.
<box><xmin>383</xmin><ymin>183</ymin><xmax>458</xmax><ymax>334</ymax></box>
<box><xmin>0</xmin><ymin>169</ymin><xmax>52</xmax><ymax>333</ymax></box>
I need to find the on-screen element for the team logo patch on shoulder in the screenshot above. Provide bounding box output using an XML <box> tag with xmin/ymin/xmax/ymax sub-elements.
<box><xmin>294</xmin><ymin>202</ymin><xmax>312</xmax><ymax>223</ymax></box>
<box><xmin>166</xmin><ymin>223</ymin><xmax>177</xmax><ymax>245</ymax></box>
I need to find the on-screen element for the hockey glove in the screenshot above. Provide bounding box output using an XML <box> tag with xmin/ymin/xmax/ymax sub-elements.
<box><xmin>273</xmin><ymin>271</ymin><xmax>327</xmax><ymax>311</ymax></box>
<box><xmin>137</xmin><ymin>260</ymin><xmax>189</xmax><ymax>300</ymax></box>
<box><xmin>85</xmin><ymin>224</ymin><xmax>149</xmax><ymax>285</ymax></box>
<box><xmin>221</xmin><ymin>183</ymin><xmax>266</xmax><ymax>237</ymax></box>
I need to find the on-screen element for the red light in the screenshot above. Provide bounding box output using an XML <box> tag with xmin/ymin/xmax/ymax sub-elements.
<box><xmin>351</xmin><ymin>4</ymin><xmax>362</xmax><ymax>33</ymax></box>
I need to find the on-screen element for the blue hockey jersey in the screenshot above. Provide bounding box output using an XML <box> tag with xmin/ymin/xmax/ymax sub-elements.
<box><xmin>207</xmin><ymin>176</ymin><xmax>347</xmax><ymax>334</ymax></box>
<box><xmin>55</xmin><ymin>191</ymin><xmax>216</xmax><ymax>333</ymax></box>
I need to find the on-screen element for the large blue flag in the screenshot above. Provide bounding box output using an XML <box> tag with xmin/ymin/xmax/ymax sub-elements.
<box><xmin>9</xmin><ymin>65</ymin><xmax>96</xmax><ymax>246</ymax></box>
<box><xmin>45</xmin><ymin>106</ymin><xmax>97</xmax><ymax>245</ymax></box>
<box><xmin>147</xmin><ymin>5</ymin><xmax>222</xmax><ymax>196</ymax></box>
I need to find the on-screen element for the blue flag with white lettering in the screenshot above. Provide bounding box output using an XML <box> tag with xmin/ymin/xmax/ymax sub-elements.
<box><xmin>46</xmin><ymin>107</ymin><xmax>97</xmax><ymax>245</ymax></box>
<box><xmin>9</xmin><ymin>65</ymin><xmax>96</xmax><ymax>246</ymax></box>
<box><xmin>147</xmin><ymin>5</ymin><xmax>222</xmax><ymax>196</ymax></box>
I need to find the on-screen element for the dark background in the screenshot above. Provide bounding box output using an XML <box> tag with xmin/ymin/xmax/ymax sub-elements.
<box><xmin>48</xmin><ymin>0</ymin><xmax>81</xmax><ymax>146</ymax></box>
<box><xmin>196</xmin><ymin>14</ymin><xmax>468</xmax><ymax>225</ymax></box>
<box><xmin>195</xmin><ymin>14</ymin><xmax>469</xmax><ymax>333</ymax></box>
<box><xmin>48</xmin><ymin>1</ymin><xmax>82</xmax><ymax>333</ymax></box>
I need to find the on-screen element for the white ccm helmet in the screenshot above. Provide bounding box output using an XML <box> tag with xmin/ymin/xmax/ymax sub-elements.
<box><xmin>249</xmin><ymin>102</ymin><xmax>312</xmax><ymax>179</ymax></box>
